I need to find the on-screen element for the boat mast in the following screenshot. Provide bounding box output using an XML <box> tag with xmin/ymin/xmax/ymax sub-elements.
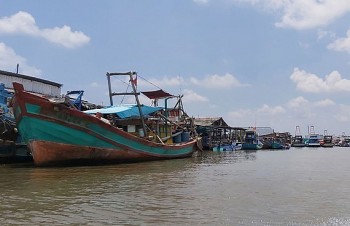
<box><xmin>295</xmin><ymin>125</ymin><xmax>301</xmax><ymax>136</ymax></box>
<box><xmin>106</xmin><ymin>71</ymin><xmax>148</xmax><ymax>137</ymax></box>
<box><xmin>106</xmin><ymin>72</ymin><xmax>114</xmax><ymax>106</ymax></box>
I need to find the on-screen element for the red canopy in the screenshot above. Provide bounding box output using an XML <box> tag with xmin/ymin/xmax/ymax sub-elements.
<box><xmin>141</xmin><ymin>90</ymin><xmax>174</xmax><ymax>99</ymax></box>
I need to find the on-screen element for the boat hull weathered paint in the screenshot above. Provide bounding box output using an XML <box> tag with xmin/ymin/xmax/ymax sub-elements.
<box><xmin>241</xmin><ymin>143</ymin><xmax>263</xmax><ymax>150</ymax></box>
<box><xmin>271</xmin><ymin>142</ymin><xmax>284</xmax><ymax>149</ymax></box>
<box><xmin>12</xmin><ymin>82</ymin><xmax>199</xmax><ymax>166</ymax></box>
<box><xmin>29</xmin><ymin>140</ymin><xmax>194</xmax><ymax>166</ymax></box>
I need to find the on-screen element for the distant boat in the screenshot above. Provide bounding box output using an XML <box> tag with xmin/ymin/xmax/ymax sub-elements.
<box><xmin>320</xmin><ymin>130</ymin><xmax>333</xmax><ymax>148</ymax></box>
<box><xmin>338</xmin><ymin>134</ymin><xmax>350</xmax><ymax>147</ymax></box>
<box><xmin>271</xmin><ymin>139</ymin><xmax>285</xmax><ymax>149</ymax></box>
<box><xmin>291</xmin><ymin>126</ymin><xmax>305</xmax><ymax>147</ymax></box>
<box><xmin>11</xmin><ymin>72</ymin><xmax>201</xmax><ymax>166</ymax></box>
<box><xmin>291</xmin><ymin>135</ymin><xmax>306</xmax><ymax>147</ymax></box>
<box><xmin>212</xmin><ymin>143</ymin><xmax>235</xmax><ymax>151</ymax></box>
<box><xmin>322</xmin><ymin>135</ymin><xmax>334</xmax><ymax>148</ymax></box>
<box><xmin>242</xmin><ymin>130</ymin><xmax>263</xmax><ymax>150</ymax></box>
<box><xmin>212</xmin><ymin>141</ymin><xmax>241</xmax><ymax>151</ymax></box>
<box><xmin>305</xmin><ymin>126</ymin><xmax>321</xmax><ymax>147</ymax></box>
<box><xmin>235</xmin><ymin>142</ymin><xmax>242</xmax><ymax>150</ymax></box>
<box><xmin>306</xmin><ymin>135</ymin><xmax>321</xmax><ymax>147</ymax></box>
<box><xmin>262</xmin><ymin>139</ymin><xmax>290</xmax><ymax>150</ymax></box>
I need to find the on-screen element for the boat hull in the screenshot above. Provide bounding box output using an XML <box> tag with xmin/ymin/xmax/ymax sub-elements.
<box><xmin>307</xmin><ymin>143</ymin><xmax>321</xmax><ymax>147</ymax></box>
<box><xmin>321</xmin><ymin>143</ymin><xmax>334</xmax><ymax>148</ymax></box>
<box><xmin>271</xmin><ymin>142</ymin><xmax>284</xmax><ymax>149</ymax></box>
<box><xmin>29</xmin><ymin>140</ymin><xmax>193</xmax><ymax>166</ymax></box>
<box><xmin>242</xmin><ymin>143</ymin><xmax>263</xmax><ymax>150</ymax></box>
<box><xmin>212</xmin><ymin>144</ymin><xmax>235</xmax><ymax>151</ymax></box>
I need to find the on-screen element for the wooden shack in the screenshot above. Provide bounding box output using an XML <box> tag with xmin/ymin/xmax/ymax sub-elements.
<box><xmin>194</xmin><ymin>117</ymin><xmax>245</xmax><ymax>150</ymax></box>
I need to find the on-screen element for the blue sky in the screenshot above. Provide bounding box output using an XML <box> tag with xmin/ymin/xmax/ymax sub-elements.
<box><xmin>1</xmin><ymin>0</ymin><xmax>350</xmax><ymax>136</ymax></box>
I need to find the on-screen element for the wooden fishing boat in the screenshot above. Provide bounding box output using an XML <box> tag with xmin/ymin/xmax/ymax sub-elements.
<box><xmin>291</xmin><ymin>135</ymin><xmax>306</xmax><ymax>147</ymax></box>
<box><xmin>291</xmin><ymin>126</ymin><xmax>306</xmax><ymax>147</ymax></box>
<box><xmin>11</xmin><ymin>72</ymin><xmax>200</xmax><ymax>166</ymax></box>
<box><xmin>321</xmin><ymin>131</ymin><xmax>333</xmax><ymax>148</ymax></box>
<box><xmin>322</xmin><ymin>135</ymin><xmax>334</xmax><ymax>148</ymax></box>
<box><xmin>242</xmin><ymin>130</ymin><xmax>263</xmax><ymax>150</ymax></box>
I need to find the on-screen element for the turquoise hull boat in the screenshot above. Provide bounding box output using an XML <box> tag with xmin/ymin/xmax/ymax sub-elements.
<box><xmin>241</xmin><ymin>143</ymin><xmax>263</xmax><ymax>150</ymax></box>
<box><xmin>242</xmin><ymin>130</ymin><xmax>263</xmax><ymax>150</ymax></box>
<box><xmin>12</xmin><ymin>82</ymin><xmax>199</xmax><ymax>166</ymax></box>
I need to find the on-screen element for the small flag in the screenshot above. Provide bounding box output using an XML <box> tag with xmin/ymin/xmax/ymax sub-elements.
<box><xmin>131</xmin><ymin>74</ymin><xmax>137</xmax><ymax>87</ymax></box>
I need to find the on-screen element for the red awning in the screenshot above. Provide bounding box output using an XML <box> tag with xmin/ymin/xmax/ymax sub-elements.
<box><xmin>141</xmin><ymin>90</ymin><xmax>174</xmax><ymax>99</ymax></box>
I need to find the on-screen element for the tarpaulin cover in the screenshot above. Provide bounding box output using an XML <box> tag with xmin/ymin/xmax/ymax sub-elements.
<box><xmin>141</xmin><ymin>90</ymin><xmax>174</xmax><ymax>99</ymax></box>
<box><xmin>84</xmin><ymin>104</ymin><xmax>163</xmax><ymax>119</ymax></box>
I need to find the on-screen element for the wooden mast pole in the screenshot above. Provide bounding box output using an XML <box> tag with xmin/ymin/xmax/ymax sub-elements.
<box><xmin>106</xmin><ymin>72</ymin><xmax>113</xmax><ymax>106</ymax></box>
<box><xmin>107</xmin><ymin>71</ymin><xmax>148</xmax><ymax>138</ymax></box>
<box><xmin>128</xmin><ymin>71</ymin><xmax>148</xmax><ymax>138</ymax></box>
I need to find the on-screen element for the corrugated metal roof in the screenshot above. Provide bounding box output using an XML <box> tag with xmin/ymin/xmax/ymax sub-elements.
<box><xmin>194</xmin><ymin>117</ymin><xmax>228</xmax><ymax>127</ymax></box>
<box><xmin>0</xmin><ymin>70</ymin><xmax>62</xmax><ymax>87</ymax></box>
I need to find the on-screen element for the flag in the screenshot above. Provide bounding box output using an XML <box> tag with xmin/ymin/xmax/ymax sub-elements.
<box><xmin>131</xmin><ymin>74</ymin><xmax>137</xmax><ymax>87</ymax></box>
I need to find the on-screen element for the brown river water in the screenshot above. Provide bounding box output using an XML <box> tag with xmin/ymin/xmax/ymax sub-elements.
<box><xmin>1</xmin><ymin>147</ymin><xmax>350</xmax><ymax>225</ymax></box>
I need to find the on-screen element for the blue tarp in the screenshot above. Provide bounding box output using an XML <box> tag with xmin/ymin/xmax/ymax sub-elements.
<box><xmin>84</xmin><ymin>104</ymin><xmax>163</xmax><ymax>119</ymax></box>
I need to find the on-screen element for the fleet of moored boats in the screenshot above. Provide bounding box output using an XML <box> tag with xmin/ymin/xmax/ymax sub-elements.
<box><xmin>0</xmin><ymin>71</ymin><xmax>349</xmax><ymax>166</ymax></box>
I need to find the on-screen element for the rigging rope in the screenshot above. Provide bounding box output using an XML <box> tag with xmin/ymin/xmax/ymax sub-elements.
<box><xmin>110</xmin><ymin>73</ymin><xmax>176</xmax><ymax>105</ymax></box>
<box><xmin>137</xmin><ymin>74</ymin><xmax>164</xmax><ymax>91</ymax></box>
<box><xmin>120</xmin><ymin>83</ymin><xmax>130</xmax><ymax>105</ymax></box>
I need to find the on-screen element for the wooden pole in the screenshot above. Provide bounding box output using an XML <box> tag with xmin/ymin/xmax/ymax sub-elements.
<box><xmin>106</xmin><ymin>72</ymin><xmax>113</xmax><ymax>106</ymax></box>
<box><xmin>128</xmin><ymin>72</ymin><xmax>148</xmax><ymax>138</ymax></box>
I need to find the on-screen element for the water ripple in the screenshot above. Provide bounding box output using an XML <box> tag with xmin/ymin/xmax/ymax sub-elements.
<box><xmin>1</xmin><ymin>148</ymin><xmax>350</xmax><ymax>225</ymax></box>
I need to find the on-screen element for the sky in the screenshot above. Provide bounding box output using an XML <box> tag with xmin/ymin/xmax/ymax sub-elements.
<box><xmin>1</xmin><ymin>0</ymin><xmax>350</xmax><ymax>136</ymax></box>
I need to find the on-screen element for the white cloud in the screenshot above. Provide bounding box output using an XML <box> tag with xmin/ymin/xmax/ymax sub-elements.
<box><xmin>0</xmin><ymin>11</ymin><xmax>90</xmax><ymax>48</ymax></box>
<box><xmin>273</xmin><ymin>0</ymin><xmax>350</xmax><ymax>30</ymax></box>
<box><xmin>147</xmin><ymin>75</ymin><xmax>185</xmax><ymax>88</ymax></box>
<box><xmin>190</xmin><ymin>73</ymin><xmax>249</xmax><ymax>89</ymax></box>
<box><xmin>290</xmin><ymin>67</ymin><xmax>350</xmax><ymax>93</ymax></box>
<box><xmin>314</xmin><ymin>98</ymin><xmax>335</xmax><ymax>107</ymax></box>
<box><xmin>229</xmin><ymin>104</ymin><xmax>285</xmax><ymax>119</ymax></box>
<box><xmin>336</xmin><ymin>104</ymin><xmax>350</xmax><ymax>122</ymax></box>
<box><xmin>0</xmin><ymin>42</ymin><xmax>41</xmax><ymax>76</ymax></box>
<box><xmin>181</xmin><ymin>89</ymin><xmax>208</xmax><ymax>103</ymax></box>
<box><xmin>41</xmin><ymin>25</ymin><xmax>90</xmax><ymax>48</ymax></box>
<box><xmin>288</xmin><ymin>96</ymin><xmax>309</xmax><ymax>108</ymax></box>
<box><xmin>228</xmin><ymin>105</ymin><xmax>286</xmax><ymax>129</ymax></box>
<box><xmin>317</xmin><ymin>29</ymin><xmax>336</xmax><ymax>40</ymax></box>
<box><xmin>228</xmin><ymin>109</ymin><xmax>253</xmax><ymax>119</ymax></box>
<box><xmin>328</xmin><ymin>29</ymin><xmax>350</xmax><ymax>53</ymax></box>
<box><xmin>203</xmin><ymin>0</ymin><xmax>350</xmax><ymax>30</ymax></box>
<box><xmin>90</xmin><ymin>82</ymin><xmax>100</xmax><ymax>88</ymax></box>
<box><xmin>193</xmin><ymin>0</ymin><xmax>209</xmax><ymax>5</ymax></box>
<box><xmin>257</xmin><ymin>104</ymin><xmax>286</xmax><ymax>115</ymax></box>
